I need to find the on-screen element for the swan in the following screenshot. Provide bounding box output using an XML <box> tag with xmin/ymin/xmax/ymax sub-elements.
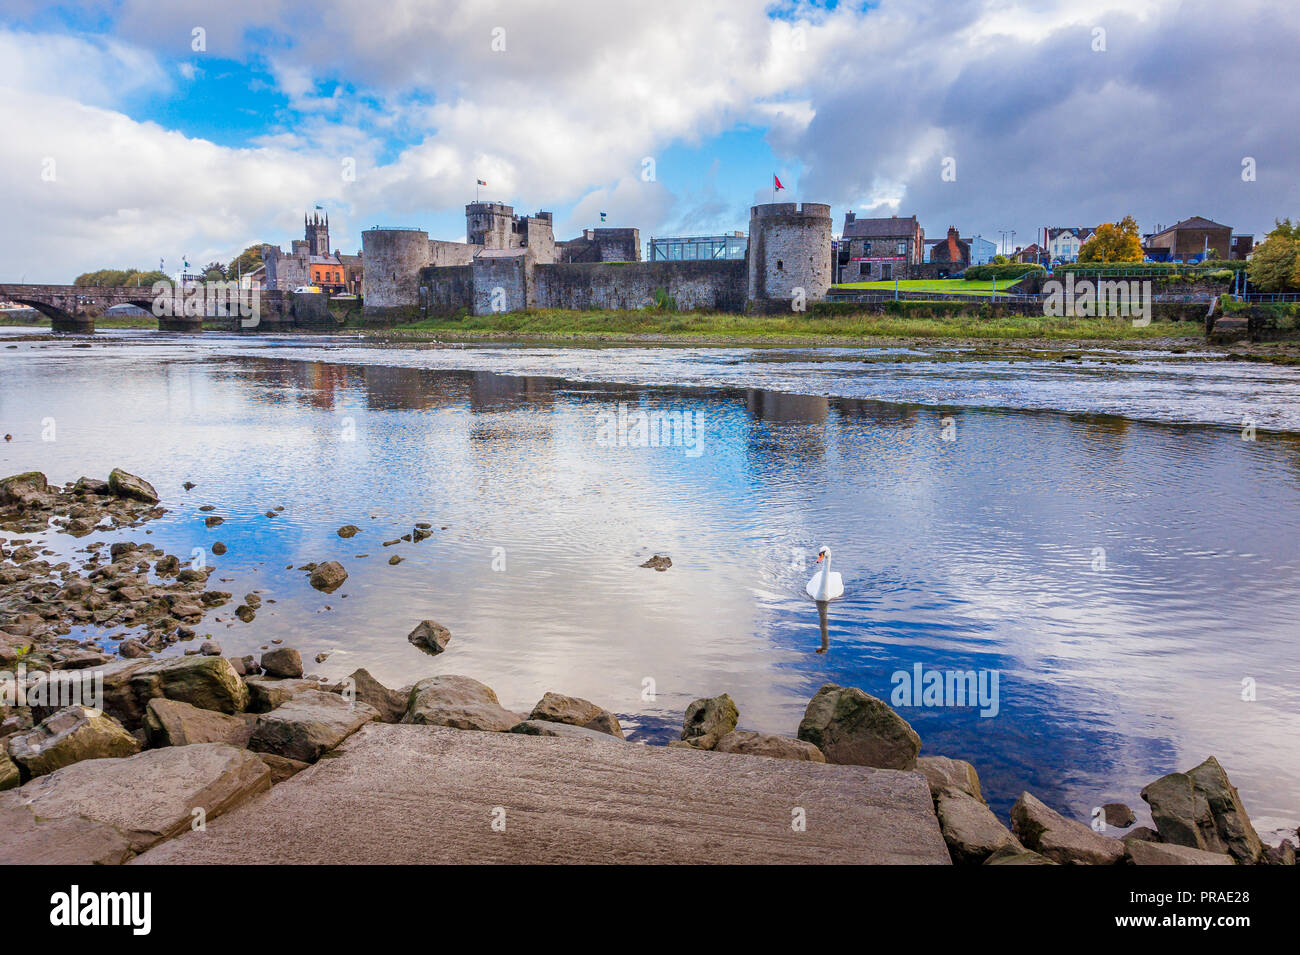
<box><xmin>805</xmin><ymin>546</ymin><xmax>844</xmax><ymax>601</ymax></box>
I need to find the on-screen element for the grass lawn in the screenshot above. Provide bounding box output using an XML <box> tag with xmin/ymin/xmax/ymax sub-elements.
<box><xmin>363</xmin><ymin>308</ymin><xmax>1201</xmax><ymax>343</ymax></box>
<box><xmin>831</xmin><ymin>278</ymin><xmax>1024</xmax><ymax>295</ymax></box>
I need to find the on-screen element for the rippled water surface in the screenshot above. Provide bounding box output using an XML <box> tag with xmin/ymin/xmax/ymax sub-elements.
<box><xmin>3</xmin><ymin>331</ymin><xmax>1299</xmax><ymax>835</ymax></box>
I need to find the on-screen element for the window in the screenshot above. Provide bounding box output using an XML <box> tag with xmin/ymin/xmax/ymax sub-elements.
<box><xmin>859</xmin><ymin>262</ymin><xmax>870</xmax><ymax>276</ymax></box>
<box><xmin>776</xmin><ymin>260</ymin><xmax>784</xmax><ymax>271</ymax></box>
<box><xmin>897</xmin><ymin>241</ymin><xmax>906</xmax><ymax>256</ymax></box>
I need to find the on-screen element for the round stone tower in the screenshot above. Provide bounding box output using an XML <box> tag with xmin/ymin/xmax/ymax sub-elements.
<box><xmin>361</xmin><ymin>227</ymin><xmax>430</xmax><ymax>313</ymax></box>
<box><xmin>746</xmin><ymin>202</ymin><xmax>832</xmax><ymax>312</ymax></box>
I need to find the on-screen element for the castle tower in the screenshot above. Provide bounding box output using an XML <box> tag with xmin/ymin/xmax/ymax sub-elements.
<box><xmin>746</xmin><ymin>202</ymin><xmax>833</xmax><ymax>311</ymax></box>
<box><xmin>465</xmin><ymin>202</ymin><xmax>517</xmax><ymax>250</ymax></box>
<box><xmin>305</xmin><ymin>211</ymin><xmax>331</xmax><ymax>257</ymax></box>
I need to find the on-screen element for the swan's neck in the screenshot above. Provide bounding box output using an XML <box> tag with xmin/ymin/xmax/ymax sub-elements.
<box><xmin>818</xmin><ymin>555</ymin><xmax>831</xmax><ymax>597</ymax></box>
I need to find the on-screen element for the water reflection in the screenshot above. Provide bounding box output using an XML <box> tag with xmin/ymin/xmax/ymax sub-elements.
<box><xmin>2</xmin><ymin>339</ymin><xmax>1299</xmax><ymax>837</ymax></box>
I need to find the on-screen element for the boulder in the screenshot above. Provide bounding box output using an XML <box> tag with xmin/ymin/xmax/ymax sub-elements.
<box><xmin>6</xmin><ymin>705</ymin><xmax>140</xmax><ymax>778</ymax></box>
<box><xmin>1102</xmin><ymin>802</ymin><xmax>1136</xmax><ymax>828</ymax></box>
<box><xmin>984</xmin><ymin>844</ymin><xmax>1057</xmax><ymax>865</ymax></box>
<box><xmin>528</xmin><ymin>691</ymin><xmax>624</xmax><ymax>738</ymax></box>
<box><xmin>326</xmin><ymin>668</ymin><xmax>407</xmax><ymax>724</ymax></box>
<box><xmin>131</xmin><ymin>655</ymin><xmax>249</xmax><ymax>715</ymax></box>
<box><xmin>407</xmin><ymin>619</ymin><xmax>451</xmax><ymax>656</ymax></box>
<box><xmin>1140</xmin><ymin>756</ymin><xmax>1263</xmax><ymax>864</ymax></box>
<box><xmin>640</xmin><ymin>554</ymin><xmax>672</xmax><ymax>571</ymax></box>
<box><xmin>0</xmin><ymin>801</ymin><xmax>133</xmax><ymax>865</ymax></box>
<box><xmin>0</xmin><ymin>752</ymin><xmax>19</xmax><ymax>791</ymax></box>
<box><xmin>308</xmin><ymin>561</ymin><xmax>348</xmax><ymax>593</ymax></box>
<box><xmin>226</xmin><ymin>655</ymin><xmax>258</xmax><ymax>676</ymax></box>
<box><xmin>260</xmin><ymin>647</ymin><xmax>303</xmax><ymax>678</ymax></box>
<box><xmin>681</xmin><ymin>693</ymin><xmax>738</xmax><ymax>741</ymax></box>
<box><xmin>107</xmin><ymin>468</ymin><xmax>158</xmax><ymax>504</ymax></box>
<box><xmin>797</xmin><ymin>683</ymin><xmax>921</xmax><ymax>770</ymax></box>
<box><xmin>401</xmin><ymin>675</ymin><xmax>521</xmax><ymax>732</ymax></box>
<box><xmin>199</xmin><ymin>640</ymin><xmax>222</xmax><ymax>656</ymax></box>
<box><xmin>255</xmin><ymin>752</ymin><xmax>311</xmax><ymax>784</ymax></box>
<box><xmin>713</xmin><ymin>730</ymin><xmax>826</xmax><ymax>762</ymax></box>
<box><xmin>0</xmin><ymin>743</ymin><xmax>270</xmax><ymax>854</ymax></box>
<box><xmin>1126</xmin><ymin>839</ymin><xmax>1236</xmax><ymax>866</ymax></box>
<box><xmin>916</xmin><ymin>755</ymin><xmax>984</xmax><ymax>802</ymax></box>
<box><xmin>248</xmin><ymin>690</ymin><xmax>379</xmax><ymax>763</ymax></box>
<box><xmin>144</xmin><ymin>698</ymin><xmax>256</xmax><ymax>748</ymax></box>
<box><xmin>337</xmin><ymin>525</ymin><xmax>359</xmax><ymax>538</ymax></box>
<box><xmin>935</xmin><ymin>789</ymin><xmax>1022</xmax><ymax>864</ymax></box>
<box><xmin>244</xmin><ymin>677</ymin><xmax>322</xmax><ymax>714</ymax></box>
<box><xmin>29</xmin><ymin>659</ymin><xmax>150</xmax><ymax>729</ymax></box>
<box><xmin>510</xmin><ymin>720</ymin><xmax>624</xmax><ymax>743</ymax></box>
<box><xmin>1123</xmin><ymin>826</ymin><xmax>1161</xmax><ymax>843</ymax></box>
<box><xmin>1010</xmin><ymin>792</ymin><xmax>1125</xmax><ymax>865</ymax></box>
<box><xmin>1264</xmin><ymin>840</ymin><xmax>1295</xmax><ymax>866</ymax></box>
<box><xmin>0</xmin><ymin>471</ymin><xmax>51</xmax><ymax>508</ymax></box>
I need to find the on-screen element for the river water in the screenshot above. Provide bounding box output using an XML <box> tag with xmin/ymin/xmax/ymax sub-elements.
<box><xmin>2</xmin><ymin>329</ymin><xmax>1299</xmax><ymax>836</ymax></box>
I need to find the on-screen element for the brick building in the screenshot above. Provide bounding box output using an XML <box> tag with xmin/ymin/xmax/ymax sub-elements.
<box><xmin>838</xmin><ymin>213</ymin><xmax>925</xmax><ymax>281</ymax></box>
<box><xmin>1142</xmin><ymin>216</ymin><xmax>1232</xmax><ymax>262</ymax></box>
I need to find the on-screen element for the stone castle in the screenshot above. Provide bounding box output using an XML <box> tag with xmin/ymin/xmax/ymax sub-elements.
<box><xmin>262</xmin><ymin>213</ymin><xmax>362</xmax><ymax>294</ymax></box>
<box><xmin>362</xmin><ymin>201</ymin><xmax>832</xmax><ymax>317</ymax></box>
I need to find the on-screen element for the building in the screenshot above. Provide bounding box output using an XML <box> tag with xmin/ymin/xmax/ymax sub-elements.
<box><xmin>1230</xmin><ymin>234</ymin><xmax>1255</xmax><ymax>260</ymax></box>
<box><xmin>648</xmin><ymin>232</ymin><xmax>747</xmax><ymax>262</ymax></box>
<box><xmin>1043</xmin><ymin>227</ymin><xmax>1096</xmax><ymax>264</ymax></box>
<box><xmin>838</xmin><ymin>213</ymin><xmax>924</xmax><ymax>281</ymax></box>
<box><xmin>925</xmin><ymin>234</ymin><xmax>993</xmax><ymax>265</ymax></box>
<box><xmin>1012</xmin><ymin>243</ymin><xmax>1044</xmax><ymax>264</ymax></box>
<box><xmin>262</xmin><ymin>212</ymin><xmax>360</xmax><ymax>293</ymax></box>
<box><xmin>1142</xmin><ymin>216</ymin><xmax>1233</xmax><ymax>262</ymax></box>
<box><xmin>929</xmin><ymin>227</ymin><xmax>970</xmax><ymax>270</ymax></box>
<box><xmin>362</xmin><ymin>200</ymin><xmax>831</xmax><ymax>318</ymax></box>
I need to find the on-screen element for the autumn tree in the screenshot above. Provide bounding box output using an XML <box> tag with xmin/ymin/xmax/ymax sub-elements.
<box><xmin>1247</xmin><ymin>219</ymin><xmax>1300</xmax><ymax>291</ymax></box>
<box><xmin>1078</xmin><ymin>216</ymin><xmax>1143</xmax><ymax>263</ymax></box>
<box><xmin>227</xmin><ymin>244</ymin><xmax>265</xmax><ymax>279</ymax></box>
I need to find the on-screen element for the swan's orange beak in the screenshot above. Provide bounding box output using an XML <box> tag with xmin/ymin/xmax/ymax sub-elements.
<box><xmin>815</xmin><ymin>554</ymin><xmax>824</xmax><ymax>563</ymax></box>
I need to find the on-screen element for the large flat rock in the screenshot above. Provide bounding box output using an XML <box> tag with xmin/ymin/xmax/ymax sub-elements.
<box><xmin>135</xmin><ymin>723</ymin><xmax>949</xmax><ymax>864</ymax></box>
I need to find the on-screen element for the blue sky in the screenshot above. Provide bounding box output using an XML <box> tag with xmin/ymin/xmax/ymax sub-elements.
<box><xmin>1</xmin><ymin>0</ymin><xmax>1296</xmax><ymax>280</ymax></box>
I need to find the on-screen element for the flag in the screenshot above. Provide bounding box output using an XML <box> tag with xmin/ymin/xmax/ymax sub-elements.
<box><xmin>477</xmin><ymin>179</ymin><xmax>486</xmax><ymax>186</ymax></box>
<box><xmin>774</xmin><ymin>174</ymin><xmax>785</xmax><ymax>191</ymax></box>
<box><xmin>600</xmin><ymin>212</ymin><xmax>607</xmax><ymax>222</ymax></box>
<box><xmin>315</xmin><ymin>204</ymin><xmax>323</xmax><ymax>210</ymax></box>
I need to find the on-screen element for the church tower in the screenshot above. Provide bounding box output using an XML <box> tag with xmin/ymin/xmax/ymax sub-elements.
<box><xmin>305</xmin><ymin>211</ymin><xmax>330</xmax><ymax>257</ymax></box>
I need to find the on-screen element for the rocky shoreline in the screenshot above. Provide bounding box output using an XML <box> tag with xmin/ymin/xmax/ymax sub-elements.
<box><xmin>1</xmin><ymin>468</ymin><xmax>1295</xmax><ymax>865</ymax></box>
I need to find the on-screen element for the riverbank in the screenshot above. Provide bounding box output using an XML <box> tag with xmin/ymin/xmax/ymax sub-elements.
<box><xmin>1</xmin><ymin>467</ymin><xmax>1294</xmax><ymax>865</ymax></box>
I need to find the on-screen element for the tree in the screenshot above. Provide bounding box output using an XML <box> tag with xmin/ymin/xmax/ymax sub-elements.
<box><xmin>991</xmin><ymin>254</ymin><xmax>1011</xmax><ymax>265</ymax></box>
<box><xmin>202</xmin><ymin>261</ymin><xmax>227</xmax><ymax>281</ymax></box>
<box><xmin>1247</xmin><ymin>233</ymin><xmax>1300</xmax><ymax>291</ymax></box>
<box><xmin>1078</xmin><ymin>216</ymin><xmax>1143</xmax><ymax>263</ymax></box>
<box><xmin>227</xmin><ymin>244</ymin><xmax>265</xmax><ymax>279</ymax></box>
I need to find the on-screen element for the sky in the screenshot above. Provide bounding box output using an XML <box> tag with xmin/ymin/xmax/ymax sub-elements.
<box><xmin>1</xmin><ymin>0</ymin><xmax>1297</xmax><ymax>282</ymax></box>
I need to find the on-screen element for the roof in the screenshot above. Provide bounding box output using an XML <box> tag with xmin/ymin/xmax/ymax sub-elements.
<box><xmin>309</xmin><ymin>254</ymin><xmax>341</xmax><ymax>265</ymax></box>
<box><xmin>843</xmin><ymin>215</ymin><xmax>919</xmax><ymax>238</ymax></box>
<box><xmin>1046</xmin><ymin>227</ymin><xmax>1096</xmax><ymax>242</ymax></box>
<box><xmin>1150</xmin><ymin>216</ymin><xmax>1231</xmax><ymax>238</ymax></box>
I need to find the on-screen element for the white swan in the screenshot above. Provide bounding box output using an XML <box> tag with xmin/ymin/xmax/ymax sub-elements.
<box><xmin>805</xmin><ymin>545</ymin><xmax>844</xmax><ymax>601</ymax></box>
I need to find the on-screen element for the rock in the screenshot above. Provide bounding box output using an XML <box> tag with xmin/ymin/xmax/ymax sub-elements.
<box><xmin>72</xmin><ymin>475</ymin><xmax>110</xmax><ymax>495</ymax></box>
<box><xmin>1126</xmin><ymin>840</ymin><xmax>1237</xmax><ymax>865</ymax></box>
<box><xmin>1102</xmin><ymin>802</ymin><xmax>1136</xmax><ymax>828</ymax></box>
<box><xmin>935</xmin><ymin>789</ymin><xmax>1022</xmax><ymax>864</ymax></box>
<box><xmin>226</xmin><ymin>655</ymin><xmax>258</xmax><ymax>677</ymax></box>
<box><xmin>337</xmin><ymin>525</ymin><xmax>359</xmax><ymax>538</ymax></box>
<box><xmin>510</xmin><ymin>720</ymin><xmax>625</xmax><ymax>743</ymax></box>
<box><xmin>211</xmin><ymin>542</ymin><xmax>227</xmax><ymax>555</ymax></box>
<box><xmin>0</xmin><ymin>752</ymin><xmax>19</xmax><ymax>791</ymax></box>
<box><xmin>107</xmin><ymin>468</ymin><xmax>158</xmax><ymax>503</ymax></box>
<box><xmin>308</xmin><ymin>561</ymin><xmax>347</xmax><ymax>593</ymax></box>
<box><xmin>1140</xmin><ymin>756</ymin><xmax>1263</xmax><ymax>864</ymax></box>
<box><xmin>407</xmin><ymin>619</ymin><xmax>451</xmax><ymax>656</ymax></box>
<box><xmin>984</xmin><ymin>844</ymin><xmax>1057</xmax><ymax>865</ymax></box>
<box><xmin>0</xmin><ymin>471</ymin><xmax>51</xmax><ymax>508</ymax></box>
<box><xmin>325</xmin><ymin>668</ymin><xmax>407</xmax><ymax>724</ymax></box>
<box><xmin>154</xmin><ymin>554</ymin><xmax>180</xmax><ymax>575</ymax></box>
<box><xmin>144</xmin><ymin>698</ymin><xmax>256</xmax><ymax>748</ymax></box>
<box><xmin>388</xmin><ymin>554</ymin><xmax>402</xmax><ymax>565</ymax></box>
<box><xmin>244</xmin><ymin>677</ymin><xmax>321</xmax><ymax>713</ymax></box>
<box><xmin>916</xmin><ymin>755</ymin><xmax>983</xmax><ymax>802</ymax></box>
<box><xmin>639</xmin><ymin>554</ymin><xmax>672</xmax><ymax>571</ymax></box>
<box><xmin>0</xmin><ymin>743</ymin><xmax>271</xmax><ymax>854</ymax></box>
<box><xmin>1123</xmin><ymin>826</ymin><xmax>1161</xmax><ymax>843</ymax></box>
<box><xmin>30</xmin><ymin>659</ymin><xmax>150</xmax><ymax>729</ymax></box>
<box><xmin>1264</xmin><ymin>840</ymin><xmax>1295</xmax><ymax>866</ymax></box>
<box><xmin>402</xmin><ymin>675</ymin><xmax>521</xmax><ymax>732</ymax></box>
<box><xmin>248</xmin><ymin>691</ymin><xmax>379</xmax><ymax>763</ymax></box>
<box><xmin>1009</xmin><ymin>792</ymin><xmax>1125</xmax><ymax>865</ymax></box>
<box><xmin>0</xmin><ymin>801</ymin><xmax>134</xmax><ymax>865</ymax></box>
<box><xmin>204</xmin><ymin>515</ymin><xmax>224</xmax><ymax>527</ymax></box>
<box><xmin>199</xmin><ymin>640</ymin><xmax>222</xmax><ymax>656</ymax></box>
<box><xmin>130</xmin><ymin>655</ymin><xmax>250</xmax><ymax>715</ymax></box>
<box><xmin>528</xmin><ymin>691</ymin><xmax>624</xmax><ymax>738</ymax></box>
<box><xmin>7</xmin><ymin>705</ymin><xmax>140</xmax><ymax>778</ymax></box>
<box><xmin>182</xmin><ymin>481</ymin><xmax>195</xmax><ymax>490</ymax></box>
<box><xmin>681</xmin><ymin>693</ymin><xmax>739</xmax><ymax>741</ymax></box>
<box><xmin>255</xmin><ymin>752</ymin><xmax>311</xmax><ymax>784</ymax></box>
<box><xmin>260</xmin><ymin>647</ymin><xmax>303</xmax><ymax>678</ymax></box>
<box><xmin>796</xmin><ymin>683</ymin><xmax>921</xmax><ymax>770</ymax></box>
<box><xmin>712</xmin><ymin>730</ymin><xmax>826</xmax><ymax>762</ymax></box>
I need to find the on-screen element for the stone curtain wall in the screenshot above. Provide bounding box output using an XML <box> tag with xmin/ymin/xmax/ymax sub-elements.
<box><xmin>428</xmin><ymin>240</ymin><xmax>479</xmax><ymax>267</ymax></box>
<box><xmin>361</xmin><ymin>229</ymin><xmax>431</xmax><ymax>310</ymax></box>
<box><xmin>534</xmin><ymin>260</ymin><xmax>746</xmax><ymax>312</ymax></box>
<box><xmin>418</xmin><ymin>265</ymin><xmax>474</xmax><ymax>316</ymax></box>
<box><xmin>471</xmin><ymin>255</ymin><xmax>532</xmax><ymax>315</ymax></box>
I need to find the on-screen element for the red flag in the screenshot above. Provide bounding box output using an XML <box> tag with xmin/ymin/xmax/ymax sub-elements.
<box><xmin>774</xmin><ymin>174</ymin><xmax>785</xmax><ymax>191</ymax></box>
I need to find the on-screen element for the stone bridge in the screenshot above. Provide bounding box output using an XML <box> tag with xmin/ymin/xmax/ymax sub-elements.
<box><xmin>0</xmin><ymin>283</ymin><xmax>338</xmax><ymax>333</ymax></box>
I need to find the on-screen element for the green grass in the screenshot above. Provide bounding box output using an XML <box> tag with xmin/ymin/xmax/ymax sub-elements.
<box><xmin>831</xmin><ymin>278</ymin><xmax>1023</xmax><ymax>295</ymax></box>
<box><xmin>367</xmin><ymin>308</ymin><xmax>1201</xmax><ymax>343</ymax></box>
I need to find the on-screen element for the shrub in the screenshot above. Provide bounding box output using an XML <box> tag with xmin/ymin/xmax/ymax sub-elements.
<box><xmin>963</xmin><ymin>263</ymin><xmax>1046</xmax><ymax>281</ymax></box>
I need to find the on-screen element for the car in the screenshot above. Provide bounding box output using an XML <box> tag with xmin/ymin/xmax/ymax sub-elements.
<box><xmin>292</xmin><ymin>285</ymin><xmax>322</xmax><ymax>294</ymax></box>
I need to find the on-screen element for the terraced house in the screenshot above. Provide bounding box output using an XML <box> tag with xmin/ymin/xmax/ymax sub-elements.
<box><xmin>838</xmin><ymin>213</ymin><xmax>925</xmax><ymax>281</ymax></box>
